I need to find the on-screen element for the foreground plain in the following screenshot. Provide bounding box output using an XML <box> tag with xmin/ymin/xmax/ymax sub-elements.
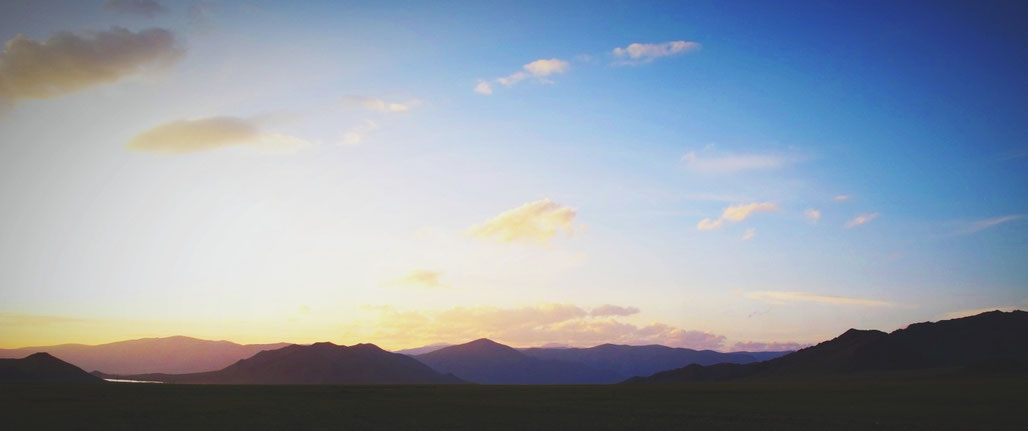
<box><xmin>2</xmin><ymin>377</ymin><xmax>1025</xmax><ymax>430</ymax></box>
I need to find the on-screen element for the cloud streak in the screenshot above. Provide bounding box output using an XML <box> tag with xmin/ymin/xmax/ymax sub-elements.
<box><xmin>468</xmin><ymin>199</ymin><xmax>578</xmax><ymax>245</ymax></box>
<box><xmin>745</xmin><ymin>291</ymin><xmax>894</xmax><ymax>307</ymax></box>
<box><xmin>366</xmin><ymin>303</ymin><xmax>726</xmax><ymax>350</ymax></box>
<box><xmin>387</xmin><ymin>269</ymin><xmax>449</xmax><ymax>290</ymax></box>
<box><xmin>697</xmin><ymin>202</ymin><xmax>778</xmax><ymax>231</ymax></box>
<box><xmin>680</xmin><ymin>151</ymin><xmax>791</xmax><ymax>174</ymax></box>
<box><xmin>341</xmin><ymin>96</ymin><xmax>421</xmax><ymax>113</ymax></box>
<box><xmin>612</xmin><ymin>40</ymin><xmax>700</xmax><ymax>65</ymax></box>
<box><xmin>959</xmin><ymin>214</ymin><xmax>1024</xmax><ymax>234</ymax></box>
<box><xmin>0</xmin><ymin>27</ymin><xmax>182</xmax><ymax>105</ymax></box>
<box><xmin>475</xmin><ymin>58</ymin><xmax>570</xmax><ymax>95</ymax></box>
<box><xmin>126</xmin><ymin>116</ymin><xmax>311</xmax><ymax>153</ymax></box>
<box><xmin>845</xmin><ymin>212</ymin><xmax>879</xmax><ymax>228</ymax></box>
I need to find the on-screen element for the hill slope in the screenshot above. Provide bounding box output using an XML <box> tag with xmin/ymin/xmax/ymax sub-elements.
<box><xmin>520</xmin><ymin>344</ymin><xmax>784</xmax><ymax>380</ymax></box>
<box><xmin>95</xmin><ymin>342</ymin><xmax>463</xmax><ymax>384</ymax></box>
<box><xmin>416</xmin><ymin>339</ymin><xmax>620</xmax><ymax>384</ymax></box>
<box><xmin>0</xmin><ymin>353</ymin><xmax>104</xmax><ymax>383</ymax></box>
<box><xmin>0</xmin><ymin>336</ymin><xmax>290</xmax><ymax>374</ymax></box>
<box><xmin>627</xmin><ymin>310</ymin><xmax>1028</xmax><ymax>383</ymax></box>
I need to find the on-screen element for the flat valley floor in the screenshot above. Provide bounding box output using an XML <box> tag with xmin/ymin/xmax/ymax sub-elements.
<box><xmin>2</xmin><ymin>378</ymin><xmax>1025</xmax><ymax>430</ymax></box>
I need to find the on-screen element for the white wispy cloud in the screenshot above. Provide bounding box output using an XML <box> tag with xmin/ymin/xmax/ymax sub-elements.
<box><xmin>697</xmin><ymin>202</ymin><xmax>779</xmax><ymax>231</ymax></box>
<box><xmin>680</xmin><ymin>151</ymin><xmax>791</xmax><ymax>174</ymax></box>
<box><xmin>612</xmin><ymin>40</ymin><xmax>700</xmax><ymax>65</ymax></box>
<box><xmin>745</xmin><ymin>291</ymin><xmax>894</xmax><ymax>307</ymax></box>
<box><xmin>845</xmin><ymin>212</ymin><xmax>879</xmax><ymax>228</ymax></box>
<box><xmin>958</xmin><ymin>214</ymin><xmax>1025</xmax><ymax>234</ymax></box>
<box><xmin>467</xmin><ymin>199</ymin><xmax>578</xmax><ymax>245</ymax></box>
<box><xmin>340</xmin><ymin>119</ymin><xmax>380</xmax><ymax>146</ymax></box>
<box><xmin>804</xmin><ymin>209</ymin><xmax>821</xmax><ymax>224</ymax></box>
<box><xmin>341</xmin><ymin>95</ymin><xmax>421</xmax><ymax>113</ymax></box>
<box><xmin>741</xmin><ymin>228</ymin><xmax>757</xmax><ymax>241</ymax></box>
<box><xmin>834</xmin><ymin>195</ymin><xmax>851</xmax><ymax>202</ymax></box>
<box><xmin>474</xmin><ymin>58</ymin><xmax>570</xmax><ymax>95</ymax></box>
<box><xmin>0</xmin><ymin>27</ymin><xmax>182</xmax><ymax>105</ymax></box>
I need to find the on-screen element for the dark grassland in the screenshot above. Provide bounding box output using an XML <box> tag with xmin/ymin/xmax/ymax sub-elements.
<box><xmin>2</xmin><ymin>377</ymin><xmax>1025</xmax><ymax>430</ymax></box>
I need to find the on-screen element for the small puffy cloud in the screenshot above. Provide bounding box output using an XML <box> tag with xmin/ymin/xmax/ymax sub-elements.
<box><xmin>387</xmin><ymin>269</ymin><xmax>449</xmax><ymax>290</ymax></box>
<box><xmin>103</xmin><ymin>0</ymin><xmax>166</xmax><ymax>17</ymax></box>
<box><xmin>697</xmin><ymin>202</ymin><xmax>778</xmax><ymax>231</ymax></box>
<box><xmin>365</xmin><ymin>303</ymin><xmax>726</xmax><ymax>349</ymax></box>
<box><xmin>845</xmin><ymin>212</ymin><xmax>880</xmax><ymax>228</ymax></box>
<box><xmin>741</xmin><ymin>228</ymin><xmax>756</xmax><ymax>241</ymax></box>
<box><xmin>467</xmin><ymin>199</ymin><xmax>578</xmax><ymax>245</ymax></box>
<box><xmin>959</xmin><ymin>214</ymin><xmax>1024</xmax><ymax>235</ymax></box>
<box><xmin>0</xmin><ymin>27</ymin><xmax>182</xmax><ymax>105</ymax></box>
<box><xmin>126</xmin><ymin>116</ymin><xmax>311</xmax><ymax>154</ymax></box>
<box><xmin>745</xmin><ymin>291</ymin><xmax>894</xmax><ymax>307</ymax></box>
<box><xmin>612</xmin><ymin>40</ymin><xmax>700</xmax><ymax>65</ymax></box>
<box><xmin>804</xmin><ymin>209</ymin><xmax>821</xmax><ymax>224</ymax></box>
<box><xmin>730</xmin><ymin>341</ymin><xmax>811</xmax><ymax>352</ymax></box>
<box><xmin>476</xmin><ymin>58</ymin><xmax>570</xmax><ymax>94</ymax></box>
<box><xmin>473</xmin><ymin>81</ymin><xmax>493</xmax><ymax>95</ymax></box>
<box><xmin>834</xmin><ymin>195</ymin><xmax>851</xmax><ymax>202</ymax></box>
<box><xmin>590</xmin><ymin>304</ymin><xmax>640</xmax><ymax>317</ymax></box>
<box><xmin>341</xmin><ymin>95</ymin><xmax>421</xmax><ymax>113</ymax></box>
<box><xmin>680</xmin><ymin>151</ymin><xmax>790</xmax><ymax>174</ymax></box>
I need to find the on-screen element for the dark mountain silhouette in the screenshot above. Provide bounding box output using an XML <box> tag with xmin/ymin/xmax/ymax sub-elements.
<box><xmin>93</xmin><ymin>342</ymin><xmax>463</xmax><ymax>384</ymax></box>
<box><xmin>626</xmin><ymin>310</ymin><xmax>1028</xmax><ymax>383</ymax></box>
<box><xmin>0</xmin><ymin>353</ymin><xmax>104</xmax><ymax>383</ymax></box>
<box><xmin>520</xmin><ymin>343</ymin><xmax>786</xmax><ymax>381</ymax></box>
<box><xmin>394</xmin><ymin>343</ymin><xmax>453</xmax><ymax>356</ymax></box>
<box><xmin>416</xmin><ymin>338</ymin><xmax>621</xmax><ymax>384</ymax></box>
<box><xmin>0</xmin><ymin>336</ymin><xmax>290</xmax><ymax>374</ymax></box>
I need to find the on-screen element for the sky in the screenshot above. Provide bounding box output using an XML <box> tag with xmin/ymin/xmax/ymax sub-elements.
<box><xmin>0</xmin><ymin>0</ymin><xmax>1026</xmax><ymax>351</ymax></box>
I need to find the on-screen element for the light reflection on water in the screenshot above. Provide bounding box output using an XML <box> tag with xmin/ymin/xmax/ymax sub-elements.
<box><xmin>104</xmin><ymin>378</ymin><xmax>164</xmax><ymax>384</ymax></box>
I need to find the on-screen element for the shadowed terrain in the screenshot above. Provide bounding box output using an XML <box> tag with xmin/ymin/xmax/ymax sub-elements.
<box><xmin>0</xmin><ymin>353</ymin><xmax>103</xmax><ymax>383</ymax></box>
<box><xmin>627</xmin><ymin>310</ymin><xmax>1028</xmax><ymax>383</ymax></box>
<box><xmin>416</xmin><ymin>338</ymin><xmax>621</xmax><ymax>384</ymax></box>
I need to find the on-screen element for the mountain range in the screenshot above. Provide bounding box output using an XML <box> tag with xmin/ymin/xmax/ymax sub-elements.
<box><xmin>0</xmin><ymin>352</ymin><xmax>104</xmax><ymax>384</ymax></box>
<box><xmin>94</xmin><ymin>342</ymin><xmax>462</xmax><ymax>384</ymax></box>
<box><xmin>627</xmin><ymin>310</ymin><xmax>1028</xmax><ymax>383</ymax></box>
<box><xmin>0</xmin><ymin>336</ymin><xmax>289</xmax><ymax>374</ymax></box>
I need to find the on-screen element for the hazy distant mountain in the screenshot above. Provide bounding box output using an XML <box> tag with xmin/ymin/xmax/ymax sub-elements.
<box><xmin>520</xmin><ymin>344</ymin><xmax>782</xmax><ymax>380</ymax></box>
<box><xmin>627</xmin><ymin>310</ymin><xmax>1028</xmax><ymax>383</ymax></box>
<box><xmin>0</xmin><ymin>336</ymin><xmax>290</xmax><ymax>374</ymax></box>
<box><xmin>416</xmin><ymin>338</ymin><xmax>620</xmax><ymax>384</ymax></box>
<box><xmin>0</xmin><ymin>353</ymin><xmax>104</xmax><ymax>383</ymax></box>
<box><xmin>95</xmin><ymin>342</ymin><xmax>463</xmax><ymax>384</ymax></box>
<box><xmin>394</xmin><ymin>343</ymin><xmax>453</xmax><ymax>356</ymax></box>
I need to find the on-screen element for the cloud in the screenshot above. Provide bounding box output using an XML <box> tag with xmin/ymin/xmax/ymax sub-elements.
<box><xmin>475</xmin><ymin>58</ymin><xmax>570</xmax><ymax>94</ymax></box>
<box><xmin>804</xmin><ymin>209</ymin><xmax>821</xmax><ymax>224</ymax></box>
<box><xmin>126</xmin><ymin>116</ymin><xmax>311</xmax><ymax>154</ymax></box>
<box><xmin>612</xmin><ymin>40</ymin><xmax>700</xmax><ymax>65</ymax></box>
<box><xmin>387</xmin><ymin>269</ymin><xmax>449</xmax><ymax>290</ymax></box>
<box><xmin>366</xmin><ymin>304</ymin><xmax>726</xmax><ymax>350</ymax></box>
<box><xmin>473</xmin><ymin>81</ymin><xmax>493</xmax><ymax>95</ymax></box>
<box><xmin>730</xmin><ymin>341</ymin><xmax>812</xmax><ymax>352</ymax></box>
<box><xmin>0</xmin><ymin>27</ymin><xmax>182</xmax><ymax>105</ymax></box>
<box><xmin>741</xmin><ymin>228</ymin><xmax>756</xmax><ymax>241</ymax></box>
<box><xmin>590</xmin><ymin>305</ymin><xmax>640</xmax><ymax>317</ymax></box>
<box><xmin>697</xmin><ymin>202</ymin><xmax>778</xmax><ymax>231</ymax></box>
<box><xmin>340</xmin><ymin>119</ymin><xmax>380</xmax><ymax>146</ymax></box>
<box><xmin>745</xmin><ymin>291</ymin><xmax>894</xmax><ymax>307</ymax></box>
<box><xmin>680</xmin><ymin>151</ymin><xmax>790</xmax><ymax>174</ymax></box>
<box><xmin>844</xmin><ymin>212</ymin><xmax>880</xmax><ymax>228</ymax></box>
<box><xmin>102</xmin><ymin>0</ymin><xmax>166</xmax><ymax>17</ymax></box>
<box><xmin>959</xmin><ymin>214</ymin><xmax>1025</xmax><ymax>234</ymax></box>
<box><xmin>834</xmin><ymin>195</ymin><xmax>851</xmax><ymax>202</ymax></box>
<box><xmin>467</xmin><ymin>199</ymin><xmax>578</xmax><ymax>245</ymax></box>
<box><xmin>341</xmin><ymin>96</ymin><xmax>421</xmax><ymax>113</ymax></box>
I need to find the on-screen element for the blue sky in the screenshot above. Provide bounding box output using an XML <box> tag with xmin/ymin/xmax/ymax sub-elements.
<box><xmin>0</xmin><ymin>0</ymin><xmax>1025</xmax><ymax>350</ymax></box>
